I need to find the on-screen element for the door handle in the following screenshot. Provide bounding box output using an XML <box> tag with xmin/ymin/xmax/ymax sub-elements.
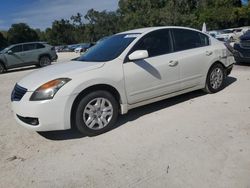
<box><xmin>169</xmin><ymin>60</ymin><xmax>178</xmax><ymax>67</ymax></box>
<box><xmin>206</xmin><ymin>51</ymin><xmax>213</xmax><ymax>56</ymax></box>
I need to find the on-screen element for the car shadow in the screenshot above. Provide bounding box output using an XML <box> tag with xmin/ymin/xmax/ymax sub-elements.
<box><xmin>3</xmin><ymin>66</ymin><xmax>39</xmax><ymax>74</ymax></box>
<box><xmin>235</xmin><ymin>62</ymin><xmax>250</xmax><ymax>67</ymax></box>
<box><xmin>37</xmin><ymin>129</ymin><xmax>85</xmax><ymax>140</ymax></box>
<box><xmin>38</xmin><ymin>76</ymin><xmax>237</xmax><ymax>141</ymax></box>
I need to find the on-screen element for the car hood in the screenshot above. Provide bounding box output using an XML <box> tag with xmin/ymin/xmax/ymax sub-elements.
<box><xmin>18</xmin><ymin>61</ymin><xmax>105</xmax><ymax>91</ymax></box>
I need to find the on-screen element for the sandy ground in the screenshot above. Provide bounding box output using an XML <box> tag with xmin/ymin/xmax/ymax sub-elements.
<box><xmin>0</xmin><ymin>52</ymin><xmax>250</xmax><ymax>188</ymax></box>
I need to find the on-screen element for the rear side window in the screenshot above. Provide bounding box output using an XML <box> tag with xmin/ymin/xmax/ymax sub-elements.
<box><xmin>131</xmin><ymin>29</ymin><xmax>172</xmax><ymax>57</ymax></box>
<box><xmin>199</xmin><ymin>33</ymin><xmax>210</xmax><ymax>46</ymax></box>
<box><xmin>172</xmin><ymin>29</ymin><xmax>209</xmax><ymax>52</ymax></box>
<box><xmin>36</xmin><ymin>43</ymin><xmax>45</xmax><ymax>49</ymax></box>
<box><xmin>23</xmin><ymin>43</ymin><xmax>36</xmax><ymax>51</ymax></box>
<box><xmin>11</xmin><ymin>45</ymin><xmax>22</xmax><ymax>53</ymax></box>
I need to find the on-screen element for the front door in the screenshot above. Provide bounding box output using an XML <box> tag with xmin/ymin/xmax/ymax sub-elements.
<box><xmin>4</xmin><ymin>45</ymin><xmax>24</xmax><ymax>68</ymax></box>
<box><xmin>123</xmin><ymin>29</ymin><xmax>180</xmax><ymax>104</ymax></box>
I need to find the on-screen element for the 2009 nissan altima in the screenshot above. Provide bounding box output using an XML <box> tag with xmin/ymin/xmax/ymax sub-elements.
<box><xmin>11</xmin><ymin>26</ymin><xmax>235</xmax><ymax>136</ymax></box>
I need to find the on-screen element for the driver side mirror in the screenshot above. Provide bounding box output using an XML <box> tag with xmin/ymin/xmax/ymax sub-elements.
<box><xmin>128</xmin><ymin>50</ymin><xmax>149</xmax><ymax>61</ymax></box>
<box><xmin>7</xmin><ymin>50</ymin><xmax>13</xmax><ymax>55</ymax></box>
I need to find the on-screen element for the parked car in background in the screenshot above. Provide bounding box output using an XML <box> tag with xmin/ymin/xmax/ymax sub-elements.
<box><xmin>233</xmin><ymin>28</ymin><xmax>244</xmax><ymax>38</ymax></box>
<box><xmin>217</xmin><ymin>29</ymin><xmax>237</xmax><ymax>42</ymax></box>
<box><xmin>208</xmin><ymin>30</ymin><xmax>226</xmax><ymax>42</ymax></box>
<box><xmin>0</xmin><ymin>42</ymin><xmax>57</xmax><ymax>73</ymax></box>
<box><xmin>74</xmin><ymin>43</ymin><xmax>94</xmax><ymax>53</ymax></box>
<box><xmin>233</xmin><ymin>31</ymin><xmax>250</xmax><ymax>63</ymax></box>
<box><xmin>11</xmin><ymin>26</ymin><xmax>234</xmax><ymax>136</ymax></box>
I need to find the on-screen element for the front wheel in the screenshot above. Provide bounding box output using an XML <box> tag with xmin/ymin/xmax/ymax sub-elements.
<box><xmin>203</xmin><ymin>64</ymin><xmax>225</xmax><ymax>93</ymax></box>
<box><xmin>73</xmin><ymin>90</ymin><xmax>119</xmax><ymax>136</ymax></box>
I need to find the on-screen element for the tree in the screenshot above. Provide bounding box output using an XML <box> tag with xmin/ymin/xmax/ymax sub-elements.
<box><xmin>7</xmin><ymin>23</ymin><xmax>39</xmax><ymax>44</ymax></box>
<box><xmin>45</xmin><ymin>19</ymin><xmax>76</xmax><ymax>45</ymax></box>
<box><xmin>84</xmin><ymin>9</ymin><xmax>121</xmax><ymax>41</ymax></box>
<box><xmin>0</xmin><ymin>32</ymin><xmax>8</xmax><ymax>49</ymax></box>
<box><xmin>198</xmin><ymin>0</ymin><xmax>248</xmax><ymax>29</ymax></box>
<box><xmin>118</xmin><ymin>0</ymin><xmax>169</xmax><ymax>29</ymax></box>
<box><xmin>26</xmin><ymin>0</ymin><xmax>250</xmax><ymax>45</ymax></box>
<box><xmin>70</xmin><ymin>13</ymin><xmax>86</xmax><ymax>42</ymax></box>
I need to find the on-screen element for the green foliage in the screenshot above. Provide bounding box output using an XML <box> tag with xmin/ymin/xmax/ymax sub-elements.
<box><xmin>7</xmin><ymin>23</ymin><xmax>39</xmax><ymax>44</ymax></box>
<box><xmin>0</xmin><ymin>32</ymin><xmax>8</xmax><ymax>49</ymax></box>
<box><xmin>5</xmin><ymin>0</ymin><xmax>250</xmax><ymax>46</ymax></box>
<box><xmin>84</xmin><ymin>9</ymin><xmax>121</xmax><ymax>41</ymax></box>
<box><xmin>44</xmin><ymin>19</ymin><xmax>77</xmax><ymax>45</ymax></box>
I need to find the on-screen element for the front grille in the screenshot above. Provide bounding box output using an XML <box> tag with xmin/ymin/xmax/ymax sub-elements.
<box><xmin>11</xmin><ymin>84</ymin><xmax>27</xmax><ymax>101</ymax></box>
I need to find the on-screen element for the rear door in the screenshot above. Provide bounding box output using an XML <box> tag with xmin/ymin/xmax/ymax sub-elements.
<box><xmin>123</xmin><ymin>29</ymin><xmax>180</xmax><ymax>104</ymax></box>
<box><xmin>171</xmin><ymin>28</ymin><xmax>212</xmax><ymax>89</ymax></box>
<box><xmin>23</xmin><ymin>43</ymin><xmax>38</xmax><ymax>64</ymax></box>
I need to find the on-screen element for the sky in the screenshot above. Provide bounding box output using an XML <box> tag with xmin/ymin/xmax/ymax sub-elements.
<box><xmin>0</xmin><ymin>0</ymin><xmax>249</xmax><ymax>30</ymax></box>
<box><xmin>242</xmin><ymin>0</ymin><xmax>249</xmax><ymax>5</ymax></box>
<box><xmin>0</xmin><ymin>0</ymin><xmax>119</xmax><ymax>30</ymax></box>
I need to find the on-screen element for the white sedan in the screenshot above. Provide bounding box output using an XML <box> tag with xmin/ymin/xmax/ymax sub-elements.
<box><xmin>11</xmin><ymin>26</ymin><xmax>235</xmax><ymax>136</ymax></box>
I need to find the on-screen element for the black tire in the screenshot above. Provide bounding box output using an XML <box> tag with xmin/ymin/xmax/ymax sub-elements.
<box><xmin>39</xmin><ymin>56</ymin><xmax>51</xmax><ymax>67</ymax></box>
<box><xmin>0</xmin><ymin>63</ymin><xmax>6</xmax><ymax>74</ymax></box>
<box><xmin>73</xmin><ymin>90</ymin><xmax>119</xmax><ymax>136</ymax></box>
<box><xmin>203</xmin><ymin>63</ymin><xmax>225</xmax><ymax>94</ymax></box>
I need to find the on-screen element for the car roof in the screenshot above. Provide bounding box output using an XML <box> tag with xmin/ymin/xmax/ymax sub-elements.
<box><xmin>9</xmin><ymin>41</ymin><xmax>47</xmax><ymax>47</ymax></box>
<box><xmin>118</xmin><ymin>26</ymin><xmax>203</xmax><ymax>35</ymax></box>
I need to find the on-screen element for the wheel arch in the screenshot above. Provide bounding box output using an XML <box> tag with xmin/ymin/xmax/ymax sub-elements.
<box><xmin>207</xmin><ymin>61</ymin><xmax>226</xmax><ymax>75</ymax></box>
<box><xmin>38</xmin><ymin>53</ymin><xmax>52</xmax><ymax>61</ymax></box>
<box><xmin>70</xmin><ymin>84</ymin><xmax>122</xmax><ymax>128</ymax></box>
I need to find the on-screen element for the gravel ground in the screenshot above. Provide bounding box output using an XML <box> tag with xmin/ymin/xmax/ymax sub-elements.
<box><xmin>0</xmin><ymin>53</ymin><xmax>250</xmax><ymax>188</ymax></box>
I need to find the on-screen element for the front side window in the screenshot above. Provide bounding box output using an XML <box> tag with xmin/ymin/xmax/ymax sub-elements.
<box><xmin>172</xmin><ymin>29</ymin><xmax>209</xmax><ymax>52</ymax></box>
<box><xmin>11</xmin><ymin>45</ymin><xmax>23</xmax><ymax>53</ymax></box>
<box><xmin>78</xmin><ymin>33</ymin><xmax>139</xmax><ymax>62</ymax></box>
<box><xmin>131</xmin><ymin>29</ymin><xmax>172</xmax><ymax>58</ymax></box>
<box><xmin>23</xmin><ymin>43</ymin><xmax>36</xmax><ymax>51</ymax></box>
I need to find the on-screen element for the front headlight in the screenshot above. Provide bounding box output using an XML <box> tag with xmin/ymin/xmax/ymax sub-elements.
<box><xmin>30</xmin><ymin>78</ymin><xmax>71</xmax><ymax>101</ymax></box>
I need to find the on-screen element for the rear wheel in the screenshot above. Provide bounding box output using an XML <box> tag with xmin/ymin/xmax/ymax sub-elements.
<box><xmin>73</xmin><ymin>90</ymin><xmax>118</xmax><ymax>136</ymax></box>
<box><xmin>203</xmin><ymin>64</ymin><xmax>225</xmax><ymax>93</ymax></box>
<box><xmin>39</xmin><ymin>56</ymin><xmax>51</xmax><ymax>67</ymax></box>
<box><xmin>0</xmin><ymin>63</ymin><xmax>6</xmax><ymax>74</ymax></box>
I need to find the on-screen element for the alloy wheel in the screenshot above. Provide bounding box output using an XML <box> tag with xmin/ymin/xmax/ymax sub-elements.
<box><xmin>210</xmin><ymin>67</ymin><xmax>223</xmax><ymax>90</ymax></box>
<box><xmin>83</xmin><ymin>97</ymin><xmax>113</xmax><ymax>130</ymax></box>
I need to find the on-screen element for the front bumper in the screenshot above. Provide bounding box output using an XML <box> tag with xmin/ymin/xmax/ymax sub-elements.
<box><xmin>11</xmin><ymin>91</ymin><xmax>76</xmax><ymax>132</ymax></box>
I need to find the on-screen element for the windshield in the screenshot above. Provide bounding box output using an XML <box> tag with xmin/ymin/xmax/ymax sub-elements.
<box><xmin>0</xmin><ymin>46</ymin><xmax>9</xmax><ymax>53</ymax></box>
<box><xmin>78</xmin><ymin>33</ymin><xmax>140</xmax><ymax>62</ymax></box>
